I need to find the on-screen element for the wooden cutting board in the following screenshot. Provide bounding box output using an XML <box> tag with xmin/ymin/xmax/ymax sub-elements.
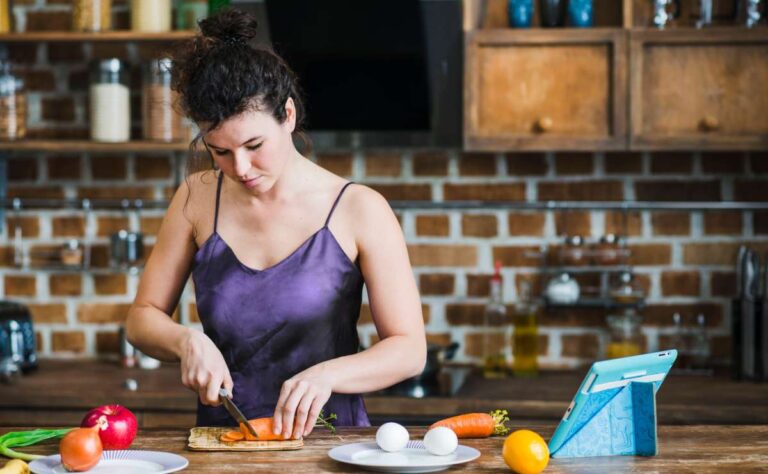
<box><xmin>187</xmin><ymin>427</ymin><xmax>304</xmax><ymax>451</ymax></box>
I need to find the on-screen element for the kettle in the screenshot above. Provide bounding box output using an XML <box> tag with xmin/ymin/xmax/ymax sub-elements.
<box><xmin>0</xmin><ymin>301</ymin><xmax>38</xmax><ymax>375</ymax></box>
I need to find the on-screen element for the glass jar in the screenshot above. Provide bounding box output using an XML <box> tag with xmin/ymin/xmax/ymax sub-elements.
<box><xmin>90</xmin><ymin>59</ymin><xmax>130</xmax><ymax>142</ymax></box>
<box><xmin>177</xmin><ymin>0</ymin><xmax>208</xmax><ymax>30</ymax></box>
<box><xmin>562</xmin><ymin>235</ymin><xmax>586</xmax><ymax>266</ymax></box>
<box><xmin>72</xmin><ymin>0</ymin><xmax>112</xmax><ymax>32</ymax></box>
<box><xmin>0</xmin><ymin>61</ymin><xmax>26</xmax><ymax>141</ymax></box>
<box><xmin>605</xmin><ymin>310</ymin><xmax>643</xmax><ymax>359</ymax></box>
<box><xmin>610</xmin><ymin>271</ymin><xmax>644</xmax><ymax>305</ymax></box>
<box><xmin>208</xmin><ymin>0</ymin><xmax>231</xmax><ymax>15</ymax></box>
<box><xmin>131</xmin><ymin>0</ymin><xmax>171</xmax><ymax>32</ymax></box>
<box><xmin>60</xmin><ymin>239</ymin><xmax>84</xmax><ymax>267</ymax></box>
<box><xmin>0</xmin><ymin>0</ymin><xmax>11</xmax><ymax>33</ymax></box>
<box><xmin>595</xmin><ymin>234</ymin><xmax>623</xmax><ymax>266</ymax></box>
<box><xmin>652</xmin><ymin>0</ymin><xmax>680</xmax><ymax>28</ymax></box>
<box><xmin>143</xmin><ymin>59</ymin><xmax>183</xmax><ymax>141</ymax></box>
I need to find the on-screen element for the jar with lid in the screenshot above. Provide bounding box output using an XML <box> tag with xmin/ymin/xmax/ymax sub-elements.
<box><xmin>177</xmin><ymin>0</ymin><xmax>208</xmax><ymax>30</ymax></box>
<box><xmin>594</xmin><ymin>234</ymin><xmax>625</xmax><ymax>266</ymax></box>
<box><xmin>610</xmin><ymin>270</ymin><xmax>644</xmax><ymax>305</ymax></box>
<box><xmin>131</xmin><ymin>0</ymin><xmax>171</xmax><ymax>32</ymax></box>
<box><xmin>562</xmin><ymin>235</ymin><xmax>586</xmax><ymax>266</ymax></box>
<box><xmin>90</xmin><ymin>58</ymin><xmax>130</xmax><ymax>142</ymax></box>
<box><xmin>605</xmin><ymin>310</ymin><xmax>643</xmax><ymax>359</ymax></box>
<box><xmin>60</xmin><ymin>239</ymin><xmax>83</xmax><ymax>267</ymax></box>
<box><xmin>143</xmin><ymin>58</ymin><xmax>183</xmax><ymax>141</ymax></box>
<box><xmin>0</xmin><ymin>61</ymin><xmax>26</xmax><ymax>141</ymax></box>
<box><xmin>72</xmin><ymin>0</ymin><xmax>112</xmax><ymax>32</ymax></box>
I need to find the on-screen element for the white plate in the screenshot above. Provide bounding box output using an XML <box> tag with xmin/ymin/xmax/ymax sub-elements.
<box><xmin>328</xmin><ymin>440</ymin><xmax>481</xmax><ymax>473</ymax></box>
<box><xmin>29</xmin><ymin>450</ymin><xmax>189</xmax><ymax>474</ymax></box>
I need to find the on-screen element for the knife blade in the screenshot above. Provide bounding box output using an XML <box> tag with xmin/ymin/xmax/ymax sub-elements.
<box><xmin>218</xmin><ymin>387</ymin><xmax>259</xmax><ymax>438</ymax></box>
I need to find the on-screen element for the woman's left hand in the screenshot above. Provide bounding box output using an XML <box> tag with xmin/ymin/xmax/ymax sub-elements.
<box><xmin>273</xmin><ymin>364</ymin><xmax>334</xmax><ymax>439</ymax></box>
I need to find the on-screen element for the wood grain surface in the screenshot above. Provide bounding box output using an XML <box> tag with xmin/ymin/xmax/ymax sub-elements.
<box><xmin>3</xmin><ymin>425</ymin><xmax>767</xmax><ymax>472</ymax></box>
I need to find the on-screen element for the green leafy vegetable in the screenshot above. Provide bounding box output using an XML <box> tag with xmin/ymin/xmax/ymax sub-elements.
<box><xmin>0</xmin><ymin>429</ymin><xmax>73</xmax><ymax>461</ymax></box>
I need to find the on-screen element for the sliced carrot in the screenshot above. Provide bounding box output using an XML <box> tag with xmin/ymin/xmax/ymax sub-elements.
<box><xmin>224</xmin><ymin>430</ymin><xmax>244</xmax><ymax>441</ymax></box>
<box><xmin>239</xmin><ymin>417</ymin><xmax>285</xmax><ymax>441</ymax></box>
<box><xmin>429</xmin><ymin>409</ymin><xmax>509</xmax><ymax>438</ymax></box>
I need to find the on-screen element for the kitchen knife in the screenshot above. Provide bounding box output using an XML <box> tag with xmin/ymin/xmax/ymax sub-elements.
<box><xmin>219</xmin><ymin>387</ymin><xmax>259</xmax><ymax>438</ymax></box>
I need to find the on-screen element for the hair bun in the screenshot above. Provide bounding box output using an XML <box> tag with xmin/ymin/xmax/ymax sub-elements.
<box><xmin>199</xmin><ymin>8</ymin><xmax>259</xmax><ymax>45</ymax></box>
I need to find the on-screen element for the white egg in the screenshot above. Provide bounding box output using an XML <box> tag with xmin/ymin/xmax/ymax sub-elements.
<box><xmin>375</xmin><ymin>422</ymin><xmax>410</xmax><ymax>452</ymax></box>
<box><xmin>423</xmin><ymin>427</ymin><xmax>458</xmax><ymax>456</ymax></box>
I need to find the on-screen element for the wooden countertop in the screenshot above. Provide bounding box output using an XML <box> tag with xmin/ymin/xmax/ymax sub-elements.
<box><xmin>2</xmin><ymin>360</ymin><xmax>768</xmax><ymax>427</ymax></box>
<box><xmin>3</xmin><ymin>425</ymin><xmax>767</xmax><ymax>473</ymax></box>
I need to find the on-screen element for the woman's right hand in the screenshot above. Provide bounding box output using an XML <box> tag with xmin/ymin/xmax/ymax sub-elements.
<box><xmin>179</xmin><ymin>328</ymin><xmax>233</xmax><ymax>406</ymax></box>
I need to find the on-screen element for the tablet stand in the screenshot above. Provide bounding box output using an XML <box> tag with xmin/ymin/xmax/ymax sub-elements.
<box><xmin>551</xmin><ymin>381</ymin><xmax>658</xmax><ymax>458</ymax></box>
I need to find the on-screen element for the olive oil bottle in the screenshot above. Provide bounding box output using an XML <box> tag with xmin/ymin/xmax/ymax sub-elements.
<box><xmin>482</xmin><ymin>261</ymin><xmax>509</xmax><ymax>378</ymax></box>
<box><xmin>513</xmin><ymin>280</ymin><xmax>539</xmax><ymax>377</ymax></box>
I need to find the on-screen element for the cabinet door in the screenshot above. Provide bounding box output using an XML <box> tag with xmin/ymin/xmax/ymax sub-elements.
<box><xmin>630</xmin><ymin>29</ymin><xmax>768</xmax><ymax>150</ymax></box>
<box><xmin>465</xmin><ymin>29</ymin><xmax>627</xmax><ymax>151</ymax></box>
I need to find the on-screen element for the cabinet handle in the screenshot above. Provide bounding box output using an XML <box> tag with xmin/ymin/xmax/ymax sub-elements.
<box><xmin>699</xmin><ymin>116</ymin><xmax>720</xmax><ymax>132</ymax></box>
<box><xmin>535</xmin><ymin>117</ymin><xmax>553</xmax><ymax>133</ymax></box>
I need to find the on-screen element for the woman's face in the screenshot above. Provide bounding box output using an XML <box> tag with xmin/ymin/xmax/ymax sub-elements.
<box><xmin>202</xmin><ymin>98</ymin><xmax>297</xmax><ymax>194</ymax></box>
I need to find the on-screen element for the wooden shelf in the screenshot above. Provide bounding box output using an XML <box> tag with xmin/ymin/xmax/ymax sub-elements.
<box><xmin>0</xmin><ymin>31</ymin><xmax>196</xmax><ymax>42</ymax></box>
<box><xmin>0</xmin><ymin>140</ymin><xmax>190</xmax><ymax>152</ymax></box>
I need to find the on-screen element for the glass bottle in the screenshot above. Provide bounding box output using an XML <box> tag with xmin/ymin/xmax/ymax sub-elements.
<box><xmin>605</xmin><ymin>310</ymin><xmax>643</xmax><ymax>359</ymax></box>
<box><xmin>482</xmin><ymin>261</ymin><xmax>509</xmax><ymax>378</ymax></box>
<box><xmin>0</xmin><ymin>61</ymin><xmax>26</xmax><ymax>141</ymax></box>
<box><xmin>72</xmin><ymin>0</ymin><xmax>112</xmax><ymax>32</ymax></box>
<box><xmin>652</xmin><ymin>0</ymin><xmax>680</xmax><ymax>28</ymax></box>
<box><xmin>131</xmin><ymin>0</ymin><xmax>171</xmax><ymax>32</ymax></box>
<box><xmin>690</xmin><ymin>314</ymin><xmax>711</xmax><ymax>371</ymax></box>
<box><xmin>670</xmin><ymin>312</ymin><xmax>691</xmax><ymax>370</ymax></box>
<box><xmin>143</xmin><ymin>58</ymin><xmax>183</xmax><ymax>141</ymax></box>
<box><xmin>177</xmin><ymin>0</ymin><xmax>209</xmax><ymax>30</ymax></box>
<box><xmin>513</xmin><ymin>280</ymin><xmax>539</xmax><ymax>377</ymax></box>
<box><xmin>90</xmin><ymin>58</ymin><xmax>130</xmax><ymax>142</ymax></box>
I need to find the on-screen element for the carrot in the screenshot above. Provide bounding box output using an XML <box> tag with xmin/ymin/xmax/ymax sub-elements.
<box><xmin>429</xmin><ymin>409</ymin><xmax>509</xmax><ymax>438</ymax></box>
<box><xmin>219</xmin><ymin>430</ymin><xmax>245</xmax><ymax>443</ymax></box>
<box><xmin>239</xmin><ymin>418</ymin><xmax>285</xmax><ymax>441</ymax></box>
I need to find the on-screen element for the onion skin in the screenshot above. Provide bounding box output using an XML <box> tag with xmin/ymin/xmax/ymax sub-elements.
<box><xmin>59</xmin><ymin>421</ymin><xmax>104</xmax><ymax>472</ymax></box>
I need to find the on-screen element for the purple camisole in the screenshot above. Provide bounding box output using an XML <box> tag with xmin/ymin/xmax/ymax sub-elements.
<box><xmin>191</xmin><ymin>173</ymin><xmax>370</xmax><ymax>427</ymax></box>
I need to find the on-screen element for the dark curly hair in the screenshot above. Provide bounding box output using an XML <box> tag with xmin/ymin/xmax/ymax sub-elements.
<box><xmin>171</xmin><ymin>8</ymin><xmax>310</xmax><ymax>174</ymax></box>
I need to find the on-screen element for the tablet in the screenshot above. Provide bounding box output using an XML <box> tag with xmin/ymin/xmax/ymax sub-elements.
<box><xmin>548</xmin><ymin>350</ymin><xmax>677</xmax><ymax>455</ymax></box>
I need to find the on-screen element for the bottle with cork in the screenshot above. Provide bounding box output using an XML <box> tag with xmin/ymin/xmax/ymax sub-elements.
<box><xmin>482</xmin><ymin>261</ymin><xmax>509</xmax><ymax>378</ymax></box>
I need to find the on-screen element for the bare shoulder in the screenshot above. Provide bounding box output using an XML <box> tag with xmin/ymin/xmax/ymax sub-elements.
<box><xmin>343</xmin><ymin>184</ymin><xmax>394</xmax><ymax>222</ymax></box>
<box><xmin>168</xmin><ymin>170</ymin><xmax>219</xmax><ymax>240</ymax></box>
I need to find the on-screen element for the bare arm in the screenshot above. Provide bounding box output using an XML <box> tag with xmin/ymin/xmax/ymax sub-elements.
<box><xmin>125</xmin><ymin>179</ymin><xmax>196</xmax><ymax>361</ymax></box>
<box><xmin>126</xmin><ymin>176</ymin><xmax>233</xmax><ymax>406</ymax></box>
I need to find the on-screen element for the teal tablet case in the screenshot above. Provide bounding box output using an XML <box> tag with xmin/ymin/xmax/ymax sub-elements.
<box><xmin>550</xmin><ymin>381</ymin><xmax>657</xmax><ymax>458</ymax></box>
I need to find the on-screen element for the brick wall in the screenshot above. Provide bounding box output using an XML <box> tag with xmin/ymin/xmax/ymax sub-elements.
<box><xmin>3</xmin><ymin>2</ymin><xmax>768</xmax><ymax>368</ymax></box>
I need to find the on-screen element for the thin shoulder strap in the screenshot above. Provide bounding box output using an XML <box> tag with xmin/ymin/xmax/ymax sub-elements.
<box><xmin>213</xmin><ymin>172</ymin><xmax>224</xmax><ymax>233</ymax></box>
<box><xmin>324</xmin><ymin>182</ymin><xmax>355</xmax><ymax>227</ymax></box>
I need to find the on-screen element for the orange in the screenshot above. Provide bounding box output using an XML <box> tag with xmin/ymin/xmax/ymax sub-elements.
<box><xmin>501</xmin><ymin>429</ymin><xmax>550</xmax><ymax>474</ymax></box>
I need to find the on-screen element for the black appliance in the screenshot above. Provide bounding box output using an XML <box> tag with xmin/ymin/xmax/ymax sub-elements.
<box><xmin>0</xmin><ymin>301</ymin><xmax>38</xmax><ymax>374</ymax></box>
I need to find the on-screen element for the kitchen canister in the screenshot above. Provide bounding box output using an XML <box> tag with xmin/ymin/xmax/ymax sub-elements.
<box><xmin>0</xmin><ymin>60</ymin><xmax>26</xmax><ymax>141</ymax></box>
<box><xmin>72</xmin><ymin>0</ymin><xmax>112</xmax><ymax>32</ymax></box>
<box><xmin>568</xmin><ymin>0</ymin><xmax>593</xmax><ymax>27</ymax></box>
<box><xmin>90</xmin><ymin>58</ymin><xmax>130</xmax><ymax>142</ymax></box>
<box><xmin>508</xmin><ymin>0</ymin><xmax>534</xmax><ymax>27</ymax></box>
<box><xmin>143</xmin><ymin>58</ymin><xmax>183</xmax><ymax>141</ymax></box>
<box><xmin>131</xmin><ymin>0</ymin><xmax>172</xmax><ymax>32</ymax></box>
<box><xmin>540</xmin><ymin>0</ymin><xmax>567</xmax><ymax>27</ymax></box>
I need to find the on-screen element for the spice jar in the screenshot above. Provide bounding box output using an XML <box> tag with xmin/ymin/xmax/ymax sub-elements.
<box><xmin>611</xmin><ymin>271</ymin><xmax>644</xmax><ymax>305</ymax></box>
<box><xmin>90</xmin><ymin>58</ymin><xmax>130</xmax><ymax>142</ymax></box>
<box><xmin>131</xmin><ymin>0</ymin><xmax>171</xmax><ymax>32</ymax></box>
<box><xmin>594</xmin><ymin>234</ymin><xmax>623</xmax><ymax>266</ymax></box>
<box><xmin>0</xmin><ymin>0</ymin><xmax>11</xmax><ymax>33</ymax></box>
<box><xmin>562</xmin><ymin>235</ymin><xmax>586</xmax><ymax>266</ymax></box>
<box><xmin>143</xmin><ymin>59</ymin><xmax>183</xmax><ymax>141</ymax></box>
<box><xmin>176</xmin><ymin>0</ymin><xmax>208</xmax><ymax>30</ymax></box>
<box><xmin>60</xmin><ymin>240</ymin><xmax>84</xmax><ymax>267</ymax></box>
<box><xmin>0</xmin><ymin>61</ymin><xmax>26</xmax><ymax>141</ymax></box>
<box><xmin>605</xmin><ymin>310</ymin><xmax>643</xmax><ymax>359</ymax></box>
<box><xmin>72</xmin><ymin>0</ymin><xmax>112</xmax><ymax>32</ymax></box>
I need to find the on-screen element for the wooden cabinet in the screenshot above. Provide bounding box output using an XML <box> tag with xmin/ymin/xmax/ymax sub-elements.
<box><xmin>464</xmin><ymin>0</ymin><xmax>768</xmax><ymax>152</ymax></box>
<box><xmin>465</xmin><ymin>29</ymin><xmax>626</xmax><ymax>151</ymax></box>
<box><xmin>630</xmin><ymin>29</ymin><xmax>768</xmax><ymax>150</ymax></box>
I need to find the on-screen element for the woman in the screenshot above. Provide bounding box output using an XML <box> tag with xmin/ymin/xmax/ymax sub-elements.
<box><xmin>125</xmin><ymin>9</ymin><xmax>426</xmax><ymax>440</ymax></box>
